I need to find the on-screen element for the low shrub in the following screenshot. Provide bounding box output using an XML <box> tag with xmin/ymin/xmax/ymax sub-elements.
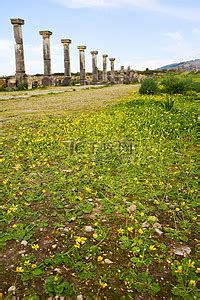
<box><xmin>139</xmin><ymin>77</ymin><xmax>158</xmax><ymax>95</ymax></box>
<box><xmin>191</xmin><ymin>81</ymin><xmax>200</xmax><ymax>92</ymax></box>
<box><xmin>16</xmin><ymin>83</ymin><xmax>28</xmax><ymax>91</ymax></box>
<box><xmin>161</xmin><ymin>77</ymin><xmax>192</xmax><ymax>94</ymax></box>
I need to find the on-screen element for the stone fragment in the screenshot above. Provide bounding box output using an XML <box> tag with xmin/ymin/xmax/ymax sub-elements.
<box><xmin>173</xmin><ymin>246</ymin><xmax>191</xmax><ymax>257</ymax></box>
<box><xmin>104</xmin><ymin>258</ymin><xmax>113</xmax><ymax>264</ymax></box>
<box><xmin>85</xmin><ymin>225</ymin><xmax>94</xmax><ymax>233</ymax></box>
<box><xmin>153</xmin><ymin>222</ymin><xmax>162</xmax><ymax>229</ymax></box>
<box><xmin>127</xmin><ymin>204</ymin><xmax>136</xmax><ymax>212</ymax></box>
<box><xmin>155</xmin><ymin>228</ymin><xmax>163</xmax><ymax>236</ymax></box>
<box><xmin>21</xmin><ymin>240</ymin><xmax>28</xmax><ymax>246</ymax></box>
<box><xmin>142</xmin><ymin>221</ymin><xmax>150</xmax><ymax>228</ymax></box>
<box><xmin>8</xmin><ymin>286</ymin><xmax>16</xmax><ymax>293</ymax></box>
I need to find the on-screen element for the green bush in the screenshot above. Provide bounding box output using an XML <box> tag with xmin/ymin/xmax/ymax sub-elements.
<box><xmin>16</xmin><ymin>83</ymin><xmax>28</xmax><ymax>91</ymax></box>
<box><xmin>0</xmin><ymin>84</ymin><xmax>6</xmax><ymax>92</ymax></box>
<box><xmin>161</xmin><ymin>77</ymin><xmax>192</xmax><ymax>94</ymax></box>
<box><xmin>191</xmin><ymin>81</ymin><xmax>200</xmax><ymax>92</ymax></box>
<box><xmin>139</xmin><ymin>78</ymin><xmax>158</xmax><ymax>95</ymax></box>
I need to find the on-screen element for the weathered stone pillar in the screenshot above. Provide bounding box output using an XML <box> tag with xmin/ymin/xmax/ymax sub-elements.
<box><xmin>119</xmin><ymin>66</ymin><xmax>125</xmax><ymax>84</ymax></box>
<box><xmin>90</xmin><ymin>51</ymin><xmax>98</xmax><ymax>84</ymax></box>
<box><xmin>102</xmin><ymin>54</ymin><xmax>108</xmax><ymax>82</ymax></box>
<box><xmin>109</xmin><ymin>58</ymin><xmax>115</xmax><ymax>83</ymax></box>
<box><xmin>10</xmin><ymin>18</ymin><xmax>26</xmax><ymax>86</ymax></box>
<box><xmin>77</xmin><ymin>46</ymin><xmax>87</xmax><ymax>85</ymax></box>
<box><xmin>61</xmin><ymin>39</ymin><xmax>72</xmax><ymax>85</ymax></box>
<box><xmin>39</xmin><ymin>30</ymin><xmax>52</xmax><ymax>86</ymax></box>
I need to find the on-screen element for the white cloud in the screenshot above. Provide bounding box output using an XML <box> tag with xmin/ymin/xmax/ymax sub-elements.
<box><xmin>164</xmin><ymin>31</ymin><xmax>183</xmax><ymax>48</ymax></box>
<box><xmin>51</xmin><ymin>0</ymin><xmax>200</xmax><ymax>21</ymax></box>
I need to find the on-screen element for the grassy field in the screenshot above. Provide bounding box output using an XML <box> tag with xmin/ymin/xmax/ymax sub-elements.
<box><xmin>1</xmin><ymin>84</ymin><xmax>199</xmax><ymax>299</ymax></box>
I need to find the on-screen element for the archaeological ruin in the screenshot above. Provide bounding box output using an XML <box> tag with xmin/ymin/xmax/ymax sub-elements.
<box><xmin>0</xmin><ymin>18</ymin><xmax>139</xmax><ymax>89</ymax></box>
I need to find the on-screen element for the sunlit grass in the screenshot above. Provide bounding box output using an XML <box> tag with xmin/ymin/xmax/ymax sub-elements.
<box><xmin>1</xmin><ymin>87</ymin><xmax>199</xmax><ymax>299</ymax></box>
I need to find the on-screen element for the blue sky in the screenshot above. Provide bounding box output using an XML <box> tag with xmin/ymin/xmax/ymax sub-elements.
<box><xmin>0</xmin><ymin>0</ymin><xmax>200</xmax><ymax>75</ymax></box>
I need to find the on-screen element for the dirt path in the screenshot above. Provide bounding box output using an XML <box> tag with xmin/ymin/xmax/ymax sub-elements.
<box><xmin>0</xmin><ymin>84</ymin><xmax>138</xmax><ymax>124</ymax></box>
<box><xmin>0</xmin><ymin>84</ymin><xmax>106</xmax><ymax>100</ymax></box>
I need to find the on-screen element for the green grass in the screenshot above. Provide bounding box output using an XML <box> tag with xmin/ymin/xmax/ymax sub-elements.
<box><xmin>1</xmin><ymin>88</ymin><xmax>199</xmax><ymax>299</ymax></box>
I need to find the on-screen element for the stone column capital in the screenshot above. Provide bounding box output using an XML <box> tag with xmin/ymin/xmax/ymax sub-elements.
<box><xmin>102</xmin><ymin>54</ymin><xmax>108</xmax><ymax>58</ymax></box>
<box><xmin>61</xmin><ymin>39</ymin><xmax>72</xmax><ymax>45</ymax></box>
<box><xmin>77</xmin><ymin>45</ymin><xmax>87</xmax><ymax>51</ymax></box>
<box><xmin>39</xmin><ymin>31</ymin><xmax>52</xmax><ymax>38</ymax></box>
<box><xmin>110</xmin><ymin>58</ymin><xmax>115</xmax><ymax>62</ymax></box>
<box><xmin>10</xmin><ymin>18</ymin><xmax>24</xmax><ymax>25</ymax></box>
<box><xmin>91</xmin><ymin>51</ymin><xmax>98</xmax><ymax>55</ymax></box>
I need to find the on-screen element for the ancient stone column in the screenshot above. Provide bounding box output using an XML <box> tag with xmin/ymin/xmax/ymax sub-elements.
<box><xmin>109</xmin><ymin>58</ymin><xmax>115</xmax><ymax>83</ymax></box>
<box><xmin>102</xmin><ymin>54</ymin><xmax>108</xmax><ymax>82</ymax></box>
<box><xmin>39</xmin><ymin>30</ymin><xmax>52</xmax><ymax>86</ymax></box>
<box><xmin>10</xmin><ymin>18</ymin><xmax>26</xmax><ymax>85</ymax></box>
<box><xmin>77</xmin><ymin>46</ymin><xmax>87</xmax><ymax>85</ymax></box>
<box><xmin>119</xmin><ymin>66</ymin><xmax>125</xmax><ymax>84</ymax></box>
<box><xmin>90</xmin><ymin>51</ymin><xmax>98</xmax><ymax>84</ymax></box>
<box><xmin>61</xmin><ymin>39</ymin><xmax>72</xmax><ymax>85</ymax></box>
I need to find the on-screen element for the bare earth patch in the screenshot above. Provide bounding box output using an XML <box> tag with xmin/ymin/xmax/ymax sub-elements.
<box><xmin>0</xmin><ymin>84</ymin><xmax>138</xmax><ymax>123</ymax></box>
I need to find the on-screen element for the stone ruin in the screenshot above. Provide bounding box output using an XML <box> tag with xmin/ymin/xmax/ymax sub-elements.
<box><xmin>0</xmin><ymin>18</ymin><xmax>139</xmax><ymax>89</ymax></box>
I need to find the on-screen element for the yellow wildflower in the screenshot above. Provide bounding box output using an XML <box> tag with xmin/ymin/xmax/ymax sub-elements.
<box><xmin>175</xmin><ymin>208</ymin><xmax>180</xmax><ymax>212</ymax></box>
<box><xmin>31</xmin><ymin>244</ymin><xmax>39</xmax><ymax>251</ymax></box>
<box><xmin>140</xmin><ymin>212</ymin><xmax>144</xmax><ymax>217</ymax></box>
<box><xmin>75</xmin><ymin>236</ymin><xmax>87</xmax><ymax>248</ymax></box>
<box><xmin>93</xmin><ymin>233</ymin><xmax>98</xmax><ymax>239</ymax></box>
<box><xmin>97</xmin><ymin>256</ymin><xmax>103</xmax><ymax>262</ymax></box>
<box><xmin>31</xmin><ymin>264</ymin><xmax>37</xmax><ymax>269</ymax></box>
<box><xmin>189</xmin><ymin>280</ymin><xmax>196</xmax><ymax>287</ymax></box>
<box><xmin>138</xmin><ymin>228</ymin><xmax>144</xmax><ymax>235</ymax></box>
<box><xmin>76</xmin><ymin>236</ymin><xmax>87</xmax><ymax>244</ymax></box>
<box><xmin>16</xmin><ymin>266</ymin><xmax>24</xmax><ymax>273</ymax></box>
<box><xmin>74</xmin><ymin>243</ymin><xmax>80</xmax><ymax>248</ymax></box>
<box><xmin>99</xmin><ymin>280</ymin><xmax>108</xmax><ymax>289</ymax></box>
<box><xmin>117</xmin><ymin>228</ymin><xmax>124</xmax><ymax>234</ymax></box>
<box><xmin>149</xmin><ymin>245</ymin><xmax>157</xmax><ymax>251</ymax></box>
<box><xmin>187</xmin><ymin>260</ymin><xmax>195</xmax><ymax>268</ymax></box>
<box><xmin>196</xmin><ymin>267</ymin><xmax>200</xmax><ymax>274</ymax></box>
<box><xmin>12</xmin><ymin>224</ymin><xmax>17</xmax><ymax>228</ymax></box>
<box><xmin>54</xmin><ymin>275</ymin><xmax>59</xmax><ymax>282</ymax></box>
<box><xmin>24</xmin><ymin>260</ymin><xmax>30</xmax><ymax>266</ymax></box>
<box><xmin>127</xmin><ymin>227</ymin><xmax>133</xmax><ymax>233</ymax></box>
<box><xmin>175</xmin><ymin>266</ymin><xmax>183</xmax><ymax>273</ymax></box>
<box><xmin>85</xmin><ymin>187</ymin><xmax>92</xmax><ymax>193</ymax></box>
<box><xmin>148</xmin><ymin>216</ymin><xmax>157</xmax><ymax>223</ymax></box>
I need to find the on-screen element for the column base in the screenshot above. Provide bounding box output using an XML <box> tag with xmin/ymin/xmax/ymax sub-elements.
<box><xmin>16</xmin><ymin>73</ymin><xmax>27</xmax><ymax>87</ymax></box>
<box><xmin>62</xmin><ymin>77</ymin><xmax>71</xmax><ymax>86</ymax></box>
<box><xmin>42</xmin><ymin>76</ymin><xmax>52</xmax><ymax>86</ymax></box>
<box><xmin>80</xmin><ymin>80</ymin><xmax>87</xmax><ymax>86</ymax></box>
